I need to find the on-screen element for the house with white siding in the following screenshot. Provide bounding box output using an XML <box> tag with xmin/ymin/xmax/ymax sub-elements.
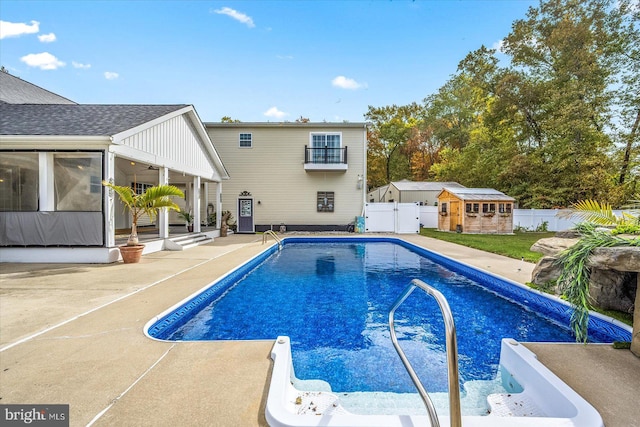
<box><xmin>0</xmin><ymin>71</ymin><xmax>229</xmax><ymax>263</ymax></box>
<box><xmin>206</xmin><ymin>122</ymin><xmax>367</xmax><ymax>232</ymax></box>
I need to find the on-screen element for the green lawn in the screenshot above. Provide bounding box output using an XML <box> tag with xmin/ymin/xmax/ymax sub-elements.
<box><xmin>420</xmin><ymin>228</ymin><xmax>555</xmax><ymax>263</ymax></box>
<box><xmin>420</xmin><ymin>229</ymin><xmax>635</xmax><ymax>327</ymax></box>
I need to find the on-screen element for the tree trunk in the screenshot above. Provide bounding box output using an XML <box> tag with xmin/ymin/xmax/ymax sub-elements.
<box><xmin>619</xmin><ymin>109</ymin><xmax>640</xmax><ymax>185</ymax></box>
<box><xmin>127</xmin><ymin>222</ymin><xmax>139</xmax><ymax>246</ymax></box>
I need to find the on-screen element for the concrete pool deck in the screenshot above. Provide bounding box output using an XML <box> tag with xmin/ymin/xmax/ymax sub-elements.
<box><xmin>0</xmin><ymin>233</ymin><xmax>638</xmax><ymax>426</ymax></box>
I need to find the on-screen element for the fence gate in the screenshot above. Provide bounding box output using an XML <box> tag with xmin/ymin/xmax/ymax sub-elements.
<box><xmin>364</xmin><ymin>202</ymin><xmax>419</xmax><ymax>234</ymax></box>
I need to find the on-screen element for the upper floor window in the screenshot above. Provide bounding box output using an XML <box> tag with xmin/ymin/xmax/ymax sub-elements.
<box><xmin>239</xmin><ymin>133</ymin><xmax>252</xmax><ymax>148</ymax></box>
<box><xmin>310</xmin><ymin>133</ymin><xmax>342</xmax><ymax>163</ymax></box>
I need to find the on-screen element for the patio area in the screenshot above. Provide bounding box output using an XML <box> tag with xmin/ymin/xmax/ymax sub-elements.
<box><xmin>1</xmin><ymin>234</ymin><xmax>638</xmax><ymax>426</ymax></box>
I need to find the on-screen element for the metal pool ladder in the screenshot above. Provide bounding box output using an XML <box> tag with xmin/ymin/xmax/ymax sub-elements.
<box><xmin>388</xmin><ymin>278</ymin><xmax>462</xmax><ymax>427</ymax></box>
<box><xmin>262</xmin><ymin>230</ymin><xmax>282</xmax><ymax>249</ymax></box>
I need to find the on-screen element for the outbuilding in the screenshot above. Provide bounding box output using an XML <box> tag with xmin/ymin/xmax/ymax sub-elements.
<box><xmin>368</xmin><ymin>180</ymin><xmax>465</xmax><ymax>205</ymax></box>
<box><xmin>437</xmin><ymin>188</ymin><xmax>515</xmax><ymax>234</ymax></box>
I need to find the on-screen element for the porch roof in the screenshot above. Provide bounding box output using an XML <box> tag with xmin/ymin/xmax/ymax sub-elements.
<box><xmin>0</xmin><ymin>104</ymin><xmax>189</xmax><ymax>136</ymax></box>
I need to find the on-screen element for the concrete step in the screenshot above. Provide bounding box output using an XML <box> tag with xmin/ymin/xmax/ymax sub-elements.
<box><xmin>165</xmin><ymin>233</ymin><xmax>213</xmax><ymax>251</ymax></box>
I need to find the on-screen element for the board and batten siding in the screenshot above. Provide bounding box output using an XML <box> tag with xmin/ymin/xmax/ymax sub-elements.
<box><xmin>120</xmin><ymin>114</ymin><xmax>221</xmax><ymax>180</ymax></box>
<box><xmin>207</xmin><ymin>124</ymin><xmax>366</xmax><ymax>228</ymax></box>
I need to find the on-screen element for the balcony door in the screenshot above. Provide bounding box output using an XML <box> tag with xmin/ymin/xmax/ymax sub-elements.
<box><xmin>311</xmin><ymin>133</ymin><xmax>341</xmax><ymax>163</ymax></box>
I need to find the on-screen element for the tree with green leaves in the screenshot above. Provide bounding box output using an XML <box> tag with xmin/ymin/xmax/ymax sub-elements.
<box><xmin>221</xmin><ymin>116</ymin><xmax>241</xmax><ymax>123</ymax></box>
<box><xmin>103</xmin><ymin>181</ymin><xmax>184</xmax><ymax>245</ymax></box>
<box><xmin>364</xmin><ymin>103</ymin><xmax>424</xmax><ymax>188</ymax></box>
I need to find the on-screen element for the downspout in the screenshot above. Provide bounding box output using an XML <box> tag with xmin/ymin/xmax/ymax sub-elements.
<box><xmin>362</xmin><ymin>125</ymin><xmax>368</xmax><ymax>215</ymax></box>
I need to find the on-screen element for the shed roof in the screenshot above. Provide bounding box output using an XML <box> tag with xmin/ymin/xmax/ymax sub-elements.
<box><xmin>0</xmin><ymin>104</ymin><xmax>189</xmax><ymax>136</ymax></box>
<box><xmin>0</xmin><ymin>71</ymin><xmax>76</xmax><ymax>105</ymax></box>
<box><xmin>440</xmin><ymin>187</ymin><xmax>515</xmax><ymax>201</ymax></box>
<box><xmin>392</xmin><ymin>180</ymin><xmax>466</xmax><ymax>192</ymax></box>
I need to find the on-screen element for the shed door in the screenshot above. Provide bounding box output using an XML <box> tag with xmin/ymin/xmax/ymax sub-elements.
<box><xmin>237</xmin><ymin>198</ymin><xmax>254</xmax><ymax>233</ymax></box>
<box><xmin>449</xmin><ymin>201</ymin><xmax>460</xmax><ymax>231</ymax></box>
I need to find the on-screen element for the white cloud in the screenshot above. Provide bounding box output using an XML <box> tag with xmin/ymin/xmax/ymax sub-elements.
<box><xmin>104</xmin><ymin>71</ymin><xmax>119</xmax><ymax>80</ymax></box>
<box><xmin>331</xmin><ymin>75</ymin><xmax>367</xmax><ymax>90</ymax></box>
<box><xmin>492</xmin><ymin>39</ymin><xmax>505</xmax><ymax>53</ymax></box>
<box><xmin>276</xmin><ymin>54</ymin><xmax>294</xmax><ymax>60</ymax></box>
<box><xmin>20</xmin><ymin>52</ymin><xmax>65</xmax><ymax>70</ymax></box>
<box><xmin>213</xmin><ymin>7</ymin><xmax>255</xmax><ymax>28</ymax></box>
<box><xmin>38</xmin><ymin>32</ymin><xmax>56</xmax><ymax>43</ymax></box>
<box><xmin>264</xmin><ymin>106</ymin><xmax>288</xmax><ymax>119</ymax></box>
<box><xmin>72</xmin><ymin>61</ymin><xmax>91</xmax><ymax>69</ymax></box>
<box><xmin>0</xmin><ymin>20</ymin><xmax>39</xmax><ymax>39</ymax></box>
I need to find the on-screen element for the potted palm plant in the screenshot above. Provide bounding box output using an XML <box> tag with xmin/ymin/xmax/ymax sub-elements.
<box><xmin>177</xmin><ymin>210</ymin><xmax>195</xmax><ymax>232</ymax></box>
<box><xmin>103</xmin><ymin>181</ymin><xmax>184</xmax><ymax>263</ymax></box>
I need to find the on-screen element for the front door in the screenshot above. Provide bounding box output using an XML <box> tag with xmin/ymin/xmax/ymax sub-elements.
<box><xmin>237</xmin><ymin>198</ymin><xmax>254</xmax><ymax>233</ymax></box>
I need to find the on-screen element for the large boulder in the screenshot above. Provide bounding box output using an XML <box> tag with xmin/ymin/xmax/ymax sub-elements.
<box><xmin>589</xmin><ymin>270</ymin><xmax>637</xmax><ymax>313</ymax></box>
<box><xmin>555</xmin><ymin>230</ymin><xmax>582</xmax><ymax>239</ymax></box>
<box><xmin>588</xmin><ymin>246</ymin><xmax>640</xmax><ymax>272</ymax></box>
<box><xmin>530</xmin><ymin>237</ymin><xmax>579</xmax><ymax>256</ymax></box>
<box><xmin>531</xmin><ymin>256</ymin><xmax>561</xmax><ymax>289</ymax></box>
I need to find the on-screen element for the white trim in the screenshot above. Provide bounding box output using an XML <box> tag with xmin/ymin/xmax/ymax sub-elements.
<box><xmin>303</xmin><ymin>163</ymin><xmax>348</xmax><ymax>171</ymax></box>
<box><xmin>111</xmin><ymin>106</ymin><xmax>193</xmax><ymax>142</ymax></box>
<box><xmin>238</xmin><ymin>132</ymin><xmax>253</xmax><ymax>148</ymax></box>
<box><xmin>309</xmin><ymin>131</ymin><xmax>343</xmax><ymax>148</ymax></box>
<box><xmin>0</xmin><ymin>135</ymin><xmax>111</xmax><ymax>146</ymax></box>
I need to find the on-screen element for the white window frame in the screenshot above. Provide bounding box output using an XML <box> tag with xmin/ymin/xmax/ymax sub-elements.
<box><xmin>239</xmin><ymin>133</ymin><xmax>252</xmax><ymax>148</ymax></box>
<box><xmin>309</xmin><ymin>132</ymin><xmax>342</xmax><ymax>163</ymax></box>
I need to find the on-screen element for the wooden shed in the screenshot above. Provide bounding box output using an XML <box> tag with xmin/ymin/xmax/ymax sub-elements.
<box><xmin>437</xmin><ymin>188</ymin><xmax>515</xmax><ymax>234</ymax></box>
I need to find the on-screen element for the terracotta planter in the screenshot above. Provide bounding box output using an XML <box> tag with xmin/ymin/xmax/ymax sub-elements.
<box><xmin>119</xmin><ymin>244</ymin><xmax>145</xmax><ymax>264</ymax></box>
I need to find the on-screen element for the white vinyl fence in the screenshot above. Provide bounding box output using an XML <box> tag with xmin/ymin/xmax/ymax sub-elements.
<box><xmin>364</xmin><ymin>202</ymin><xmax>420</xmax><ymax>234</ymax></box>
<box><xmin>415</xmin><ymin>207</ymin><xmax>629</xmax><ymax>232</ymax></box>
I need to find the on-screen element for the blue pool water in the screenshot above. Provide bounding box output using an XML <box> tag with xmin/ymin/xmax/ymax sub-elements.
<box><xmin>149</xmin><ymin>238</ymin><xmax>631</xmax><ymax>394</ymax></box>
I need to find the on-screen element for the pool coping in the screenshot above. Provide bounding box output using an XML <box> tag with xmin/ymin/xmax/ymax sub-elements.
<box><xmin>144</xmin><ymin>236</ymin><xmax>632</xmax><ymax>343</ymax></box>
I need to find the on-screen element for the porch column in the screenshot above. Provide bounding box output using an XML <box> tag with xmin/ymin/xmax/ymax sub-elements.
<box><xmin>104</xmin><ymin>151</ymin><xmax>116</xmax><ymax>247</ymax></box>
<box><xmin>38</xmin><ymin>153</ymin><xmax>54</xmax><ymax>211</ymax></box>
<box><xmin>158</xmin><ymin>167</ymin><xmax>169</xmax><ymax>239</ymax></box>
<box><xmin>193</xmin><ymin>176</ymin><xmax>201</xmax><ymax>233</ymax></box>
<box><xmin>203</xmin><ymin>182</ymin><xmax>210</xmax><ymax>225</ymax></box>
<box><xmin>216</xmin><ymin>182</ymin><xmax>223</xmax><ymax>229</ymax></box>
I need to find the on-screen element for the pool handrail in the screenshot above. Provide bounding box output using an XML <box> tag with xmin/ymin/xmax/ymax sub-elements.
<box><xmin>388</xmin><ymin>278</ymin><xmax>462</xmax><ymax>427</ymax></box>
<box><xmin>262</xmin><ymin>230</ymin><xmax>282</xmax><ymax>249</ymax></box>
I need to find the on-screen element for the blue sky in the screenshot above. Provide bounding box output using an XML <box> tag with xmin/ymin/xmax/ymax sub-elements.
<box><xmin>1</xmin><ymin>1</ymin><xmax>536</xmax><ymax>123</ymax></box>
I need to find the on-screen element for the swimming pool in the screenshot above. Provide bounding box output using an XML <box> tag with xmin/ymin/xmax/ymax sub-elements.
<box><xmin>146</xmin><ymin>237</ymin><xmax>631</xmax><ymax>425</ymax></box>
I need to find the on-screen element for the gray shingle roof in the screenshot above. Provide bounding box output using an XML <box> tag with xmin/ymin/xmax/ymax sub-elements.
<box><xmin>392</xmin><ymin>180</ymin><xmax>466</xmax><ymax>191</ymax></box>
<box><xmin>0</xmin><ymin>71</ymin><xmax>77</xmax><ymax>105</ymax></box>
<box><xmin>0</xmin><ymin>104</ymin><xmax>189</xmax><ymax>136</ymax></box>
